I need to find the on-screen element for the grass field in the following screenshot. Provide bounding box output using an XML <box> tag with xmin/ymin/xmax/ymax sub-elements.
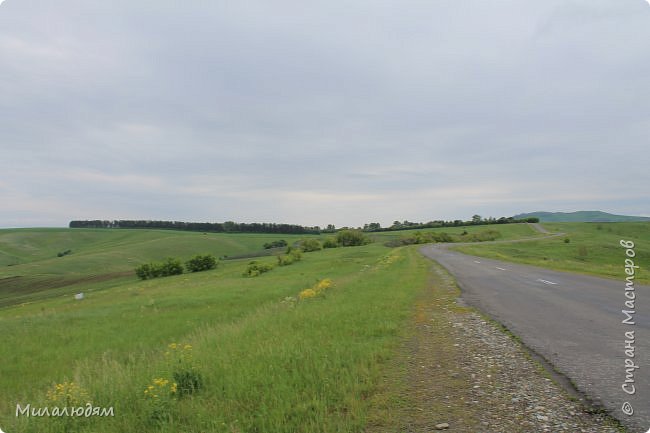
<box><xmin>0</xmin><ymin>229</ymin><xmax>315</xmax><ymax>307</ymax></box>
<box><xmin>0</xmin><ymin>228</ymin><xmax>434</xmax><ymax>432</ymax></box>
<box><xmin>453</xmin><ymin>222</ymin><xmax>650</xmax><ymax>284</ymax></box>
<box><xmin>367</xmin><ymin>222</ymin><xmax>543</xmax><ymax>243</ymax></box>
<box><xmin>1</xmin><ymin>222</ymin><xmax>640</xmax><ymax>432</ymax></box>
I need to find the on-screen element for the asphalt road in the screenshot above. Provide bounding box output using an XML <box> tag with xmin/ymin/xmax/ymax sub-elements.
<box><xmin>420</xmin><ymin>243</ymin><xmax>650</xmax><ymax>432</ymax></box>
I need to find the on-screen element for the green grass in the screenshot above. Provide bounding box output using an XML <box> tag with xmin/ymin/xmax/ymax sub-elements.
<box><xmin>0</xmin><ymin>229</ymin><xmax>313</xmax><ymax>307</ymax></box>
<box><xmin>1</xmin><ymin>236</ymin><xmax>432</xmax><ymax>432</ymax></box>
<box><xmin>2</xmin><ymin>222</ymin><xmax>629</xmax><ymax>432</ymax></box>
<box><xmin>453</xmin><ymin>222</ymin><xmax>650</xmax><ymax>284</ymax></box>
<box><xmin>368</xmin><ymin>222</ymin><xmax>542</xmax><ymax>243</ymax></box>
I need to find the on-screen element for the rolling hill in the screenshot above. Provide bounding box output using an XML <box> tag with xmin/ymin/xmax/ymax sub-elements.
<box><xmin>513</xmin><ymin>210</ymin><xmax>650</xmax><ymax>222</ymax></box>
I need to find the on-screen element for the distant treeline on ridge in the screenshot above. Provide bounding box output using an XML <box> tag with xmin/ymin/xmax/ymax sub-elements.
<box><xmin>69</xmin><ymin>220</ymin><xmax>321</xmax><ymax>234</ymax></box>
<box><xmin>69</xmin><ymin>215</ymin><xmax>538</xmax><ymax>235</ymax></box>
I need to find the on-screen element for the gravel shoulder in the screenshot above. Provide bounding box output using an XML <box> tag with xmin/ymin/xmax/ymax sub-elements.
<box><xmin>367</xmin><ymin>260</ymin><xmax>624</xmax><ymax>432</ymax></box>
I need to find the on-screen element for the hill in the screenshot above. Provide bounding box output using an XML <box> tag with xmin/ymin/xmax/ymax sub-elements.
<box><xmin>0</xmin><ymin>228</ymin><xmax>311</xmax><ymax>307</ymax></box>
<box><xmin>513</xmin><ymin>210</ymin><xmax>650</xmax><ymax>222</ymax></box>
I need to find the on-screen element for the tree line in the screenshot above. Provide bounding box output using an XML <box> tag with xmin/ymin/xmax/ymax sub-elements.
<box><xmin>69</xmin><ymin>215</ymin><xmax>537</xmax><ymax>235</ymax></box>
<box><xmin>361</xmin><ymin>215</ymin><xmax>539</xmax><ymax>232</ymax></box>
<box><xmin>69</xmin><ymin>220</ymin><xmax>321</xmax><ymax>235</ymax></box>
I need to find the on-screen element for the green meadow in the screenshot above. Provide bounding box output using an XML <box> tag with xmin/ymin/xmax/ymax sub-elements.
<box><xmin>1</xmin><ymin>228</ymin><xmax>432</xmax><ymax>432</ymax></box>
<box><xmin>1</xmin><ymin>221</ymin><xmax>644</xmax><ymax>432</ymax></box>
<box><xmin>367</xmin><ymin>222</ymin><xmax>543</xmax><ymax>244</ymax></box>
<box><xmin>0</xmin><ymin>229</ymin><xmax>312</xmax><ymax>307</ymax></box>
<box><xmin>453</xmin><ymin>222</ymin><xmax>650</xmax><ymax>284</ymax></box>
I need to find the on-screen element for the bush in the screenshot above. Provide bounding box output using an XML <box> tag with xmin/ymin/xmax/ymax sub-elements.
<box><xmin>564</xmin><ymin>238</ymin><xmax>570</xmax><ymax>243</ymax></box>
<box><xmin>322</xmin><ymin>238</ymin><xmax>338</xmax><ymax>249</ymax></box>
<box><xmin>300</xmin><ymin>239</ymin><xmax>322</xmax><ymax>252</ymax></box>
<box><xmin>159</xmin><ymin>258</ymin><xmax>184</xmax><ymax>277</ymax></box>
<box><xmin>185</xmin><ymin>254</ymin><xmax>217</xmax><ymax>272</ymax></box>
<box><xmin>278</xmin><ymin>247</ymin><xmax>302</xmax><ymax>266</ymax></box>
<box><xmin>135</xmin><ymin>258</ymin><xmax>184</xmax><ymax>280</ymax></box>
<box><xmin>336</xmin><ymin>230</ymin><xmax>370</xmax><ymax>247</ymax></box>
<box><xmin>135</xmin><ymin>263</ymin><xmax>155</xmax><ymax>280</ymax></box>
<box><xmin>244</xmin><ymin>261</ymin><xmax>274</xmax><ymax>277</ymax></box>
<box><xmin>57</xmin><ymin>249</ymin><xmax>72</xmax><ymax>258</ymax></box>
<box><xmin>263</xmin><ymin>240</ymin><xmax>287</xmax><ymax>249</ymax></box>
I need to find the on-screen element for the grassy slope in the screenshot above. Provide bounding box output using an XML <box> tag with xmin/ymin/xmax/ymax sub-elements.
<box><xmin>368</xmin><ymin>222</ymin><xmax>542</xmax><ymax>243</ymax></box>
<box><xmin>2</xmin><ymin>222</ymin><xmax>626</xmax><ymax>431</ymax></box>
<box><xmin>1</xmin><ymin>237</ymin><xmax>431</xmax><ymax>432</ymax></box>
<box><xmin>453</xmin><ymin>222</ymin><xmax>650</xmax><ymax>284</ymax></box>
<box><xmin>0</xmin><ymin>229</ymin><xmax>311</xmax><ymax>306</ymax></box>
<box><xmin>514</xmin><ymin>210</ymin><xmax>650</xmax><ymax>222</ymax></box>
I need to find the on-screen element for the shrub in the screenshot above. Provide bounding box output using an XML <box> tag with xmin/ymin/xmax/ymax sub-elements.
<box><xmin>159</xmin><ymin>258</ymin><xmax>184</xmax><ymax>277</ymax></box>
<box><xmin>278</xmin><ymin>247</ymin><xmax>303</xmax><ymax>266</ymax></box>
<box><xmin>135</xmin><ymin>258</ymin><xmax>184</xmax><ymax>280</ymax></box>
<box><xmin>277</xmin><ymin>255</ymin><xmax>294</xmax><ymax>266</ymax></box>
<box><xmin>564</xmin><ymin>238</ymin><xmax>570</xmax><ymax>243</ymax></box>
<box><xmin>185</xmin><ymin>254</ymin><xmax>217</xmax><ymax>272</ymax></box>
<box><xmin>336</xmin><ymin>230</ymin><xmax>370</xmax><ymax>247</ymax></box>
<box><xmin>300</xmin><ymin>239</ymin><xmax>322</xmax><ymax>252</ymax></box>
<box><xmin>263</xmin><ymin>240</ymin><xmax>288</xmax><ymax>249</ymax></box>
<box><xmin>322</xmin><ymin>238</ymin><xmax>338</xmax><ymax>249</ymax></box>
<box><xmin>244</xmin><ymin>261</ymin><xmax>274</xmax><ymax>277</ymax></box>
<box><xmin>136</xmin><ymin>263</ymin><xmax>159</xmax><ymax>280</ymax></box>
<box><xmin>56</xmin><ymin>249</ymin><xmax>72</xmax><ymax>258</ymax></box>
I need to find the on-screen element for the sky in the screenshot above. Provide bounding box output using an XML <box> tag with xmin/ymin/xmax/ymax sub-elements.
<box><xmin>1</xmin><ymin>0</ymin><xmax>649</xmax><ymax>228</ymax></box>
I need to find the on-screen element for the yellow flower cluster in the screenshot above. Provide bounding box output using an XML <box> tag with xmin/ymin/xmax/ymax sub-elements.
<box><xmin>298</xmin><ymin>278</ymin><xmax>333</xmax><ymax>300</ymax></box>
<box><xmin>46</xmin><ymin>381</ymin><xmax>90</xmax><ymax>405</ymax></box>
<box><xmin>165</xmin><ymin>342</ymin><xmax>193</xmax><ymax>362</ymax></box>
<box><xmin>298</xmin><ymin>288</ymin><xmax>317</xmax><ymax>299</ymax></box>
<box><xmin>143</xmin><ymin>377</ymin><xmax>177</xmax><ymax>399</ymax></box>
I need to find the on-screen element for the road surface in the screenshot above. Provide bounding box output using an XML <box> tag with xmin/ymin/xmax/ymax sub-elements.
<box><xmin>420</xmin><ymin>243</ymin><xmax>650</xmax><ymax>432</ymax></box>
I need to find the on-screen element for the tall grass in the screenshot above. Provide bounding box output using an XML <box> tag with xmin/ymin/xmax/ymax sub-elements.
<box><xmin>3</xmin><ymin>245</ymin><xmax>430</xmax><ymax>432</ymax></box>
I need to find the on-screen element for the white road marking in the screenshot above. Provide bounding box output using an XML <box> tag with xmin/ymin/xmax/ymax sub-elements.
<box><xmin>474</xmin><ymin>260</ymin><xmax>481</xmax><ymax>264</ymax></box>
<box><xmin>537</xmin><ymin>279</ymin><xmax>558</xmax><ymax>285</ymax></box>
<box><xmin>495</xmin><ymin>267</ymin><xmax>506</xmax><ymax>271</ymax></box>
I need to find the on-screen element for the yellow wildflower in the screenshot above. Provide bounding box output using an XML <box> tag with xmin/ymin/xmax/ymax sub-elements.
<box><xmin>298</xmin><ymin>288</ymin><xmax>317</xmax><ymax>299</ymax></box>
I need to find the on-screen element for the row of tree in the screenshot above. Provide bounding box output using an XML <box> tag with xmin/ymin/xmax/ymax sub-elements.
<box><xmin>70</xmin><ymin>215</ymin><xmax>537</xmax><ymax>235</ymax></box>
<box><xmin>361</xmin><ymin>215</ymin><xmax>539</xmax><ymax>232</ymax></box>
<box><xmin>69</xmin><ymin>220</ymin><xmax>321</xmax><ymax>235</ymax></box>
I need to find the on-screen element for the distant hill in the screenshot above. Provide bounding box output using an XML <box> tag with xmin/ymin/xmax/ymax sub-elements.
<box><xmin>513</xmin><ymin>211</ymin><xmax>650</xmax><ymax>223</ymax></box>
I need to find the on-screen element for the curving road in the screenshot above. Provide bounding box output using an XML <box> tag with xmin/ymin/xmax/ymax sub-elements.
<box><xmin>420</xmin><ymin>242</ymin><xmax>650</xmax><ymax>432</ymax></box>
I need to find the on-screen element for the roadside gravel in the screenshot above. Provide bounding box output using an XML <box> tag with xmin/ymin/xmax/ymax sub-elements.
<box><xmin>368</xmin><ymin>261</ymin><xmax>624</xmax><ymax>432</ymax></box>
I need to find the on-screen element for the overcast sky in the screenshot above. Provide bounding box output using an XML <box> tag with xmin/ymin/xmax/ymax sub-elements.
<box><xmin>1</xmin><ymin>0</ymin><xmax>649</xmax><ymax>228</ymax></box>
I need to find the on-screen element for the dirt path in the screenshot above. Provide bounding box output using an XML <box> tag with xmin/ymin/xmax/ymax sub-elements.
<box><xmin>528</xmin><ymin>222</ymin><xmax>551</xmax><ymax>234</ymax></box>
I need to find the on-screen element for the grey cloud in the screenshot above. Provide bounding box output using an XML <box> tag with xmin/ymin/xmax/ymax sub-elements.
<box><xmin>1</xmin><ymin>0</ymin><xmax>648</xmax><ymax>227</ymax></box>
